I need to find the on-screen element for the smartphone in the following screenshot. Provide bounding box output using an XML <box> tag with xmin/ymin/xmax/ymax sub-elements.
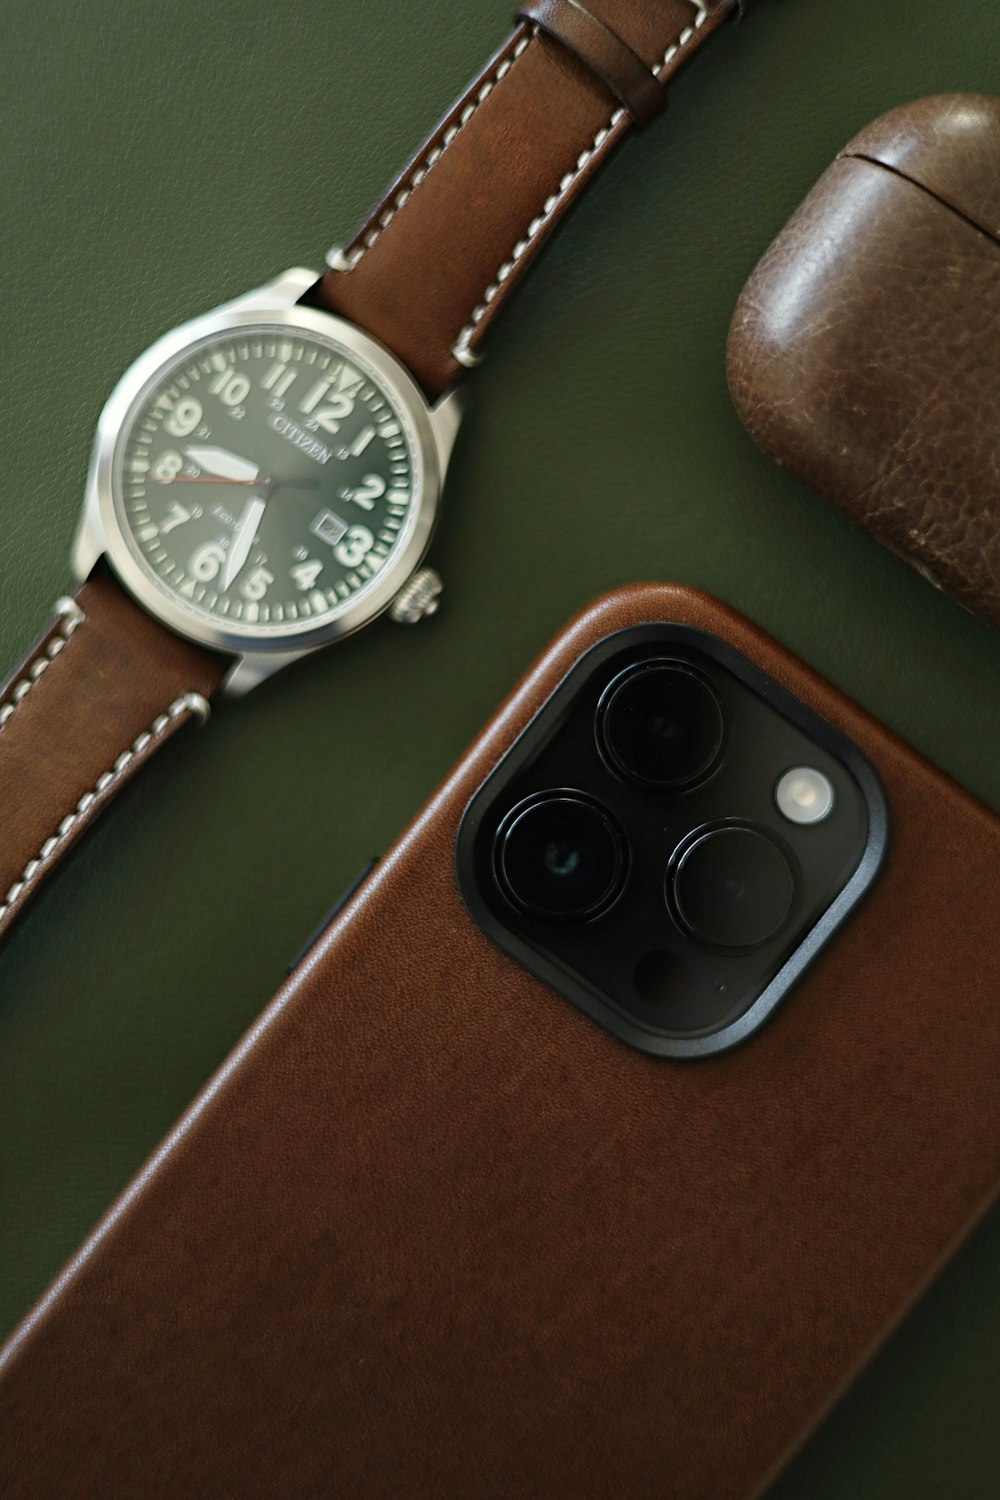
<box><xmin>3</xmin><ymin>583</ymin><xmax>1000</xmax><ymax>1500</ymax></box>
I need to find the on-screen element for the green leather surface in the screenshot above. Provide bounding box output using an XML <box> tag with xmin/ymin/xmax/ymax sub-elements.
<box><xmin>2</xmin><ymin>2</ymin><xmax>1000</xmax><ymax>1492</ymax></box>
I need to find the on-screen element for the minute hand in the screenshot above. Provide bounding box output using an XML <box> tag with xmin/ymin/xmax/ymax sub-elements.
<box><xmin>222</xmin><ymin>496</ymin><xmax>268</xmax><ymax>592</ymax></box>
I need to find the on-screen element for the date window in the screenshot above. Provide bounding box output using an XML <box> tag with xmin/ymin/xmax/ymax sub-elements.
<box><xmin>310</xmin><ymin>510</ymin><xmax>349</xmax><ymax>548</ymax></box>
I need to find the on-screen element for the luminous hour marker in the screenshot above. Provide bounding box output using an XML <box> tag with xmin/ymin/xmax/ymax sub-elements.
<box><xmin>160</xmin><ymin>501</ymin><xmax>192</xmax><ymax>534</ymax></box>
<box><xmin>300</xmin><ymin>378</ymin><xmax>331</xmax><ymax>415</ymax></box>
<box><xmin>291</xmin><ymin>559</ymin><xmax>323</xmax><ymax>591</ymax></box>
<box><xmin>341</xmin><ymin>425</ymin><xmax>375</xmax><ymax>459</ymax></box>
<box><xmin>262</xmin><ymin>362</ymin><xmax>297</xmax><ymax>399</ymax></box>
<box><xmin>335</xmin><ymin>363</ymin><xmax>364</xmax><ymax>393</ymax></box>
<box><xmin>345</xmin><ymin>473</ymin><xmax>386</xmax><ymax>511</ymax></box>
<box><xmin>137</xmin><ymin>525</ymin><xmax>158</xmax><ymax>542</ymax></box>
<box><xmin>310</xmin><ymin>590</ymin><xmax>327</xmax><ymax>615</ymax></box>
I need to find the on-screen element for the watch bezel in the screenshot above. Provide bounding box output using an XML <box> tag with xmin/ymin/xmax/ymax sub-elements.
<box><xmin>85</xmin><ymin>298</ymin><xmax>442</xmax><ymax>657</ymax></box>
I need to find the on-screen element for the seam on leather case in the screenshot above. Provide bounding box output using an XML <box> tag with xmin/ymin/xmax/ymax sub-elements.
<box><xmin>846</xmin><ymin>149</ymin><xmax>1000</xmax><ymax>250</ymax></box>
<box><xmin>0</xmin><ymin>691</ymin><xmax>211</xmax><ymax>924</ymax></box>
<box><xmin>0</xmin><ymin>597</ymin><xmax>86</xmax><ymax>731</ymax></box>
<box><xmin>338</xmin><ymin>33</ymin><xmax>533</xmax><ymax>272</ymax></box>
<box><xmin>450</xmin><ymin>1</ymin><xmax>709</xmax><ymax>364</ymax></box>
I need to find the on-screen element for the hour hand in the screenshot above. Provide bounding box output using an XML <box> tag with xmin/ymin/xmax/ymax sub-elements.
<box><xmin>185</xmin><ymin>445</ymin><xmax>260</xmax><ymax>483</ymax></box>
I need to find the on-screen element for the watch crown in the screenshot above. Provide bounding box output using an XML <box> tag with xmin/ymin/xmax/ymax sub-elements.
<box><xmin>390</xmin><ymin>568</ymin><xmax>444</xmax><ymax>626</ymax></box>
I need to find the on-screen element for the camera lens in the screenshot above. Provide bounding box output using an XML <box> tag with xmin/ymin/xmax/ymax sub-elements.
<box><xmin>494</xmin><ymin>791</ymin><xmax>628</xmax><ymax>922</ymax></box>
<box><xmin>597</xmin><ymin>660</ymin><xmax>727</xmax><ymax>789</ymax></box>
<box><xmin>669</xmin><ymin>824</ymin><xmax>796</xmax><ymax>951</ymax></box>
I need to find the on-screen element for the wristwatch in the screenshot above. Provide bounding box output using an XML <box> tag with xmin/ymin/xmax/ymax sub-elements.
<box><xmin>0</xmin><ymin>0</ymin><xmax>759</xmax><ymax>943</ymax></box>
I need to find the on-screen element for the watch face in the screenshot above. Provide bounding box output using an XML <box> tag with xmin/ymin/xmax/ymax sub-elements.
<box><xmin>112</xmin><ymin>324</ymin><xmax>424</xmax><ymax>641</ymax></box>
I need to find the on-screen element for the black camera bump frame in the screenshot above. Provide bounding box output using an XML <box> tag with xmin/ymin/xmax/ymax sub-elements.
<box><xmin>455</xmin><ymin>622</ymin><xmax>889</xmax><ymax>1061</ymax></box>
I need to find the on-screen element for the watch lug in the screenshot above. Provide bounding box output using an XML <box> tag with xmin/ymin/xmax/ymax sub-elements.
<box><xmin>71</xmin><ymin>511</ymin><xmax>105</xmax><ymax>583</ymax></box>
<box><xmin>73</xmin><ymin>462</ymin><xmax>110</xmax><ymax>582</ymax></box>
<box><xmin>223</xmin><ymin>650</ymin><xmax>310</xmax><ymax>698</ymax></box>
<box><xmin>429</xmin><ymin>386</ymin><xmax>465</xmax><ymax>479</ymax></box>
<box><xmin>216</xmin><ymin>266</ymin><xmax>322</xmax><ymax>314</ymax></box>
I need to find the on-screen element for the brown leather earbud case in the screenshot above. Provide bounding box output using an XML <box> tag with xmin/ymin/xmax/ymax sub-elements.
<box><xmin>727</xmin><ymin>94</ymin><xmax>1000</xmax><ymax>631</ymax></box>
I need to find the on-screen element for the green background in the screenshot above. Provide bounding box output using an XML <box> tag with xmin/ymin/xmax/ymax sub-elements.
<box><xmin>2</xmin><ymin>1</ymin><xmax>1000</xmax><ymax>1492</ymax></box>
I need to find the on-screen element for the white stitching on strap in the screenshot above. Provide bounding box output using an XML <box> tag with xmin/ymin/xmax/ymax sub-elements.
<box><xmin>0</xmin><ymin>691</ymin><xmax>211</xmax><ymax>925</ymax></box>
<box><xmin>0</xmin><ymin>596</ymin><xmax>86</xmax><ymax>731</ymax></box>
<box><xmin>337</xmin><ymin>33</ymin><xmax>532</xmax><ymax>272</ymax></box>
<box><xmin>451</xmin><ymin>1</ymin><xmax>710</xmax><ymax>365</ymax></box>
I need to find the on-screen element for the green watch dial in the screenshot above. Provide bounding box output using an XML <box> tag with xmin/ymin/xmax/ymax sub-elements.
<box><xmin>114</xmin><ymin>326</ymin><xmax>419</xmax><ymax>639</ymax></box>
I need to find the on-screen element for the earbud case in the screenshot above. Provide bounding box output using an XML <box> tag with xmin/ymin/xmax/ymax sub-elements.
<box><xmin>727</xmin><ymin>94</ymin><xmax>1000</xmax><ymax>630</ymax></box>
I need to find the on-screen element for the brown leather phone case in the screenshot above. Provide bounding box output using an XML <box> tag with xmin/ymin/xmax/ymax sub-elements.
<box><xmin>3</xmin><ymin>584</ymin><xmax>1000</xmax><ymax>1500</ymax></box>
<box><xmin>727</xmin><ymin>95</ymin><xmax>1000</xmax><ymax>632</ymax></box>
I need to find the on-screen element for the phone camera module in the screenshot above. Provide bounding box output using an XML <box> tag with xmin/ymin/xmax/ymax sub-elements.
<box><xmin>669</xmin><ymin>824</ymin><xmax>796</xmax><ymax>951</ymax></box>
<box><xmin>597</xmin><ymin>661</ymin><xmax>727</xmax><ymax>790</ymax></box>
<box><xmin>458</xmin><ymin>625</ymin><xmax>884</xmax><ymax>1057</ymax></box>
<box><xmin>494</xmin><ymin>792</ymin><xmax>628</xmax><ymax>922</ymax></box>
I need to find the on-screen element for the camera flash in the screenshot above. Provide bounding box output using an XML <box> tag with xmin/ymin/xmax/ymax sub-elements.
<box><xmin>775</xmin><ymin>767</ymin><xmax>835</xmax><ymax>826</ymax></box>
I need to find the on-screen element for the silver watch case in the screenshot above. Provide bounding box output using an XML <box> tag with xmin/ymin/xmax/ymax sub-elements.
<box><xmin>74</xmin><ymin>267</ymin><xmax>463</xmax><ymax>696</ymax></box>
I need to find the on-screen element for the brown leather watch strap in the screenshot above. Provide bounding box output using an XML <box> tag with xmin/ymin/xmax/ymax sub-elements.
<box><xmin>0</xmin><ymin>570</ymin><xmax>225</xmax><ymax>943</ymax></box>
<box><xmin>515</xmin><ymin>0</ymin><xmax>666</xmax><ymax>128</ymax></box>
<box><xmin>317</xmin><ymin>0</ymin><xmax>747</xmax><ymax>394</ymax></box>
